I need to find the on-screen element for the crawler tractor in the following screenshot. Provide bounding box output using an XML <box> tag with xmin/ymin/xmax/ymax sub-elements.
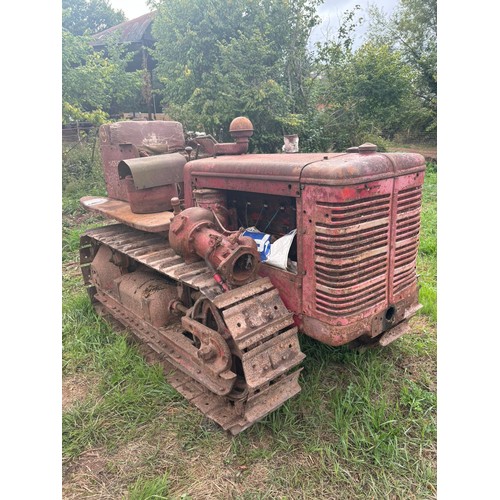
<box><xmin>79</xmin><ymin>117</ymin><xmax>426</xmax><ymax>434</ymax></box>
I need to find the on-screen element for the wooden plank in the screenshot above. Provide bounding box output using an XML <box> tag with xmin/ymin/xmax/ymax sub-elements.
<box><xmin>80</xmin><ymin>196</ymin><xmax>173</xmax><ymax>233</ymax></box>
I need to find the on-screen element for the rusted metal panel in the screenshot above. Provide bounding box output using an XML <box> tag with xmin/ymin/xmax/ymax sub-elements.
<box><xmin>212</xmin><ymin>277</ymin><xmax>274</xmax><ymax>309</ymax></box>
<box><xmin>299</xmin><ymin>168</ymin><xmax>424</xmax><ymax>346</ymax></box>
<box><xmin>99</xmin><ymin>143</ymin><xmax>137</xmax><ymax>201</ymax></box>
<box><xmin>91</xmin><ymin>11</ymin><xmax>157</xmax><ymax>47</ymax></box>
<box><xmin>183</xmin><ymin>153</ymin><xmax>329</xmax><ymax>206</ymax></box>
<box><xmin>99</xmin><ymin>120</ymin><xmax>185</xmax><ymax>201</ymax></box>
<box><xmin>100</xmin><ymin>121</ymin><xmax>185</xmax><ymax>151</ymax></box>
<box><xmin>113</xmin><ymin>269</ymin><xmax>178</xmax><ymax>327</ymax></box>
<box><xmin>80</xmin><ymin>196</ymin><xmax>174</xmax><ymax>233</ymax></box>
<box><xmin>123</xmin><ymin>178</ymin><xmax>179</xmax><ymax>214</ymax></box>
<box><xmin>115</xmin><ymin>153</ymin><xmax>186</xmax><ymax>214</ymax></box>
<box><xmin>183</xmin><ymin>151</ymin><xmax>425</xmax><ymax>207</ymax></box>
<box><xmin>257</xmin><ymin>264</ymin><xmax>302</xmax><ymax>317</ymax></box>
<box><xmin>390</xmin><ymin>170</ymin><xmax>425</xmax><ymax>303</ymax></box>
<box><xmin>301</xmin><ymin>287</ymin><xmax>419</xmax><ymax>346</ymax></box>
<box><xmin>241</xmin><ymin>327</ymin><xmax>302</xmax><ymax>389</ymax></box>
<box><xmin>300</xmin><ymin>151</ymin><xmax>426</xmax><ymax>186</ymax></box>
<box><xmin>301</xmin><ymin>179</ymin><xmax>394</xmax><ymax>326</ymax></box>
<box><xmin>118</xmin><ymin>153</ymin><xmax>186</xmax><ymax>189</ymax></box>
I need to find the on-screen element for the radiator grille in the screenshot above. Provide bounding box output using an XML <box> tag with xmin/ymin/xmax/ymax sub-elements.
<box><xmin>314</xmin><ymin>194</ymin><xmax>391</xmax><ymax>317</ymax></box>
<box><xmin>393</xmin><ymin>186</ymin><xmax>422</xmax><ymax>295</ymax></box>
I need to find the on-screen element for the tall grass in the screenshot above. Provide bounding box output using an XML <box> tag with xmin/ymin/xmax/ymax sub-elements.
<box><xmin>418</xmin><ymin>162</ymin><xmax>437</xmax><ymax>322</ymax></box>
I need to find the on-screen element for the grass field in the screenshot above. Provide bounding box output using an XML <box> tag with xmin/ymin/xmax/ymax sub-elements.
<box><xmin>62</xmin><ymin>145</ymin><xmax>437</xmax><ymax>499</ymax></box>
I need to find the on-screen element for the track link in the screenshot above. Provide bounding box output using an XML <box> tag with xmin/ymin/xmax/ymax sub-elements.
<box><xmin>80</xmin><ymin>224</ymin><xmax>305</xmax><ymax>434</ymax></box>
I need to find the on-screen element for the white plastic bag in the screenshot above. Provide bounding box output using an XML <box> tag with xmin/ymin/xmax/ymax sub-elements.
<box><xmin>266</xmin><ymin>229</ymin><xmax>297</xmax><ymax>270</ymax></box>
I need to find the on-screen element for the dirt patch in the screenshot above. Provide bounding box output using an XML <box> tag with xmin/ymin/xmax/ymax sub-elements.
<box><xmin>63</xmin><ymin>448</ymin><xmax>109</xmax><ymax>499</ymax></box>
<box><xmin>392</xmin><ymin>316</ymin><xmax>437</xmax><ymax>390</ymax></box>
<box><xmin>63</xmin><ymin>422</ymin><xmax>275</xmax><ymax>500</ymax></box>
<box><xmin>62</xmin><ymin>420</ymin><xmax>184</xmax><ymax>499</ymax></box>
<box><xmin>62</xmin><ymin>261</ymin><xmax>82</xmax><ymax>278</ymax></box>
<box><xmin>66</xmin><ymin>212</ymin><xmax>106</xmax><ymax>227</ymax></box>
<box><xmin>62</xmin><ymin>375</ymin><xmax>99</xmax><ymax>411</ymax></box>
<box><xmin>165</xmin><ymin>437</ymin><xmax>271</xmax><ymax>499</ymax></box>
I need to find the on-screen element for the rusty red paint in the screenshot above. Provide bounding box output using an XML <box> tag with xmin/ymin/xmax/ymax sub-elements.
<box><xmin>169</xmin><ymin>206</ymin><xmax>261</xmax><ymax>287</ymax></box>
<box><xmin>213</xmin><ymin>117</ymin><xmax>254</xmax><ymax>156</ymax></box>
<box><xmin>125</xmin><ymin>176</ymin><xmax>179</xmax><ymax>214</ymax></box>
<box><xmin>99</xmin><ymin>120</ymin><xmax>185</xmax><ymax>201</ymax></box>
<box><xmin>80</xmin><ymin>196</ymin><xmax>173</xmax><ymax>233</ymax></box>
<box><xmin>184</xmin><ymin>149</ymin><xmax>426</xmax><ymax>347</ymax></box>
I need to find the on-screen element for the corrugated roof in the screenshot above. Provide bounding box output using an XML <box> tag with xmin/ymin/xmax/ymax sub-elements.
<box><xmin>91</xmin><ymin>11</ymin><xmax>157</xmax><ymax>46</ymax></box>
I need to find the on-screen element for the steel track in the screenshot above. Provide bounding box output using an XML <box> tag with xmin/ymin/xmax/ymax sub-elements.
<box><xmin>80</xmin><ymin>224</ymin><xmax>305</xmax><ymax>434</ymax></box>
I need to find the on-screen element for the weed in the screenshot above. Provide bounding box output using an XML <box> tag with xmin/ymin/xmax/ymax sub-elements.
<box><xmin>128</xmin><ymin>472</ymin><xmax>170</xmax><ymax>500</ymax></box>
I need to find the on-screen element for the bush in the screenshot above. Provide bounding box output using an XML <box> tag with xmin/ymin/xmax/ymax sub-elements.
<box><xmin>358</xmin><ymin>133</ymin><xmax>391</xmax><ymax>152</ymax></box>
<box><xmin>62</xmin><ymin>140</ymin><xmax>106</xmax><ymax>215</ymax></box>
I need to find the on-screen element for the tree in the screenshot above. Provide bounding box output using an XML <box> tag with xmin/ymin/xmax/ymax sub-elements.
<box><xmin>367</xmin><ymin>0</ymin><xmax>437</xmax><ymax>137</ymax></box>
<box><xmin>150</xmin><ymin>0</ymin><xmax>322</xmax><ymax>151</ymax></box>
<box><xmin>210</xmin><ymin>30</ymin><xmax>291</xmax><ymax>152</ymax></box>
<box><xmin>62</xmin><ymin>0</ymin><xmax>125</xmax><ymax>35</ymax></box>
<box><xmin>314</xmin><ymin>40</ymin><xmax>418</xmax><ymax>151</ymax></box>
<box><xmin>62</xmin><ymin>30</ymin><xmax>144</xmax><ymax>125</ymax></box>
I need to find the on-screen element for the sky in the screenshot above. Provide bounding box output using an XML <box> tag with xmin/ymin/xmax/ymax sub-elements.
<box><xmin>108</xmin><ymin>0</ymin><xmax>152</xmax><ymax>20</ymax></box>
<box><xmin>108</xmin><ymin>0</ymin><xmax>399</xmax><ymax>46</ymax></box>
<box><xmin>311</xmin><ymin>0</ymin><xmax>398</xmax><ymax>46</ymax></box>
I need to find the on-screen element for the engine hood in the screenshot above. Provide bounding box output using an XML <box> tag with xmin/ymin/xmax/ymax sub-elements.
<box><xmin>185</xmin><ymin>151</ymin><xmax>426</xmax><ymax>188</ymax></box>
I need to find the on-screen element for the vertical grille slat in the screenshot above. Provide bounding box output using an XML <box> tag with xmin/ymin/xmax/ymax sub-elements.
<box><xmin>314</xmin><ymin>194</ymin><xmax>390</xmax><ymax>317</ymax></box>
<box><xmin>392</xmin><ymin>186</ymin><xmax>422</xmax><ymax>296</ymax></box>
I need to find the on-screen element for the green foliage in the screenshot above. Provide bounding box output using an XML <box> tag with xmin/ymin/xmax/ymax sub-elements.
<box><xmin>62</xmin><ymin>141</ymin><xmax>105</xmax><ymax>197</ymax></box>
<box><xmin>62</xmin><ymin>333</ymin><xmax>181</xmax><ymax>457</ymax></box>
<box><xmin>62</xmin><ymin>29</ymin><xmax>145</xmax><ymax>125</ymax></box>
<box><xmin>417</xmin><ymin>164</ymin><xmax>437</xmax><ymax>322</ymax></box>
<box><xmin>314</xmin><ymin>40</ymin><xmax>419</xmax><ymax>151</ymax></box>
<box><xmin>128</xmin><ymin>472</ymin><xmax>170</xmax><ymax>500</ymax></box>
<box><xmin>345</xmin><ymin>44</ymin><xmax>413</xmax><ymax>129</ymax></box>
<box><xmin>62</xmin><ymin>0</ymin><xmax>125</xmax><ymax>35</ymax></box>
<box><xmin>151</xmin><ymin>0</ymin><xmax>322</xmax><ymax>151</ymax></box>
<box><xmin>367</xmin><ymin>0</ymin><xmax>437</xmax><ymax>139</ymax></box>
<box><xmin>214</xmin><ymin>30</ymin><xmax>293</xmax><ymax>152</ymax></box>
<box><xmin>61</xmin><ymin>0</ymin><xmax>437</xmax><ymax>149</ymax></box>
<box><xmin>400</xmin><ymin>379</ymin><xmax>436</xmax><ymax>415</ymax></box>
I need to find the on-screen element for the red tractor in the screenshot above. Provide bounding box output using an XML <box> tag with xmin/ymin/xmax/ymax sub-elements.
<box><xmin>80</xmin><ymin>117</ymin><xmax>425</xmax><ymax>434</ymax></box>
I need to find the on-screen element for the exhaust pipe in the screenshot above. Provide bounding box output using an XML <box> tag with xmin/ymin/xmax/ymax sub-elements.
<box><xmin>214</xmin><ymin>117</ymin><xmax>254</xmax><ymax>156</ymax></box>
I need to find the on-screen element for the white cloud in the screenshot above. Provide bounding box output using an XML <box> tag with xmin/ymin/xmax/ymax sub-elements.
<box><xmin>311</xmin><ymin>0</ymin><xmax>399</xmax><ymax>47</ymax></box>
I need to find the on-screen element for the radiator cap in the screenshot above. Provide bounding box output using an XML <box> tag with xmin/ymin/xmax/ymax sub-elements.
<box><xmin>358</xmin><ymin>142</ymin><xmax>378</xmax><ymax>153</ymax></box>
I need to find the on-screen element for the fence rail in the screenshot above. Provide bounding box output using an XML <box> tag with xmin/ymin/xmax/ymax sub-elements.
<box><xmin>62</xmin><ymin>122</ymin><xmax>96</xmax><ymax>143</ymax></box>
